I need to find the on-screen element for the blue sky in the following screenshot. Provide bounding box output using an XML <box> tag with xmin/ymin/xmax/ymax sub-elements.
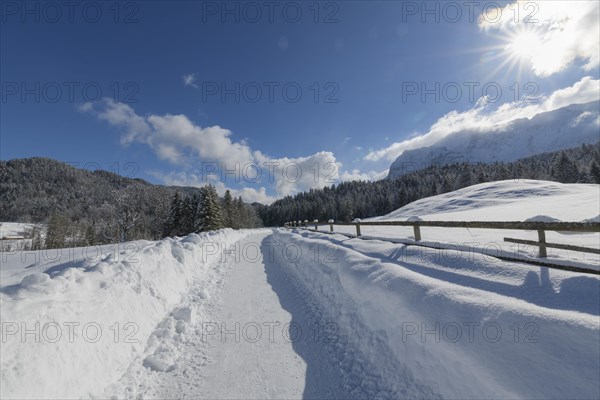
<box><xmin>1</xmin><ymin>1</ymin><xmax>598</xmax><ymax>203</ymax></box>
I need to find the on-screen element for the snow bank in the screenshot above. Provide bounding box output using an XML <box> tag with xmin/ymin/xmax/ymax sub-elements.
<box><xmin>0</xmin><ymin>229</ymin><xmax>256</xmax><ymax>399</ymax></box>
<box><xmin>272</xmin><ymin>229</ymin><xmax>600</xmax><ymax>399</ymax></box>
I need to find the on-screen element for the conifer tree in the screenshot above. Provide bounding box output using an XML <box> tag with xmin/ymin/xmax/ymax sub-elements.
<box><xmin>552</xmin><ymin>152</ymin><xmax>579</xmax><ymax>183</ymax></box>
<box><xmin>341</xmin><ymin>199</ymin><xmax>353</xmax><ymax>222</ymax></box>
<box><xmin>589</xmin><ymin>160</ymin><xmax>600</xmax><ymax>184</ymax></box>
<box><xmin>222</xmin><ymin>190</ymin><xmax>234</xmax><ymax>228</ymax></box>
<box><xmin>163</xmin><ymin>192</ymin><xmax>182</xmax><ymax>237</ymax></box>
<box><xmin>198</xmin><ymin>185</ymin><xmax>223</xmax><ymax>232</ymax></box>
<box><xmin>45</xmin><ymin>213</ymin><xmax>67</xmax><ymax>249</ymax></box>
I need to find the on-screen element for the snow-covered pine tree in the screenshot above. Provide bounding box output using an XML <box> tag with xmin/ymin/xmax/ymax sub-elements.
<box><xmin>552</xmin><ymin>151</ymin><xmax>579</xmax><ymax>183</ymax></box>
<box><xmin>193</xmin><ymin>189</ymin><xmax>205</xmax><ymax>233</ymax></box>
<box><xmin>84</xmin><ymin>224</ymin><xmax>96</xmax><ymax>246</ymax></box>
<box><xmin>180</xmin><ymin>196</ymin><xmax>196</xmax><ymax>235</ymax></box>
<box><xmin>45</xmin><ymin>213</ymin><xmax>67</xmax><ymax>249</ymax></box>
<box><xmin>197</xmin><ymin>185</ymin><xmax>223</xmax><ymax>232</ymax></box>
<box><xmin>163</xmin><ymin>192</ymin><xmax>182</xmax><ymax>237</ymax></box>
<box><xmin>589</xmin><ymin>160</ymin><xmax>600</xmax><ymax>184</ymax></box>
<box><xmin>341</xmin><ymin>199</ymin><xmax>353</xmax><ymax>222</ymax></box>
<box><xmin>222</xmin><ymin>190</ymin><xmax>234</xmax><ymax>228</ymax></box>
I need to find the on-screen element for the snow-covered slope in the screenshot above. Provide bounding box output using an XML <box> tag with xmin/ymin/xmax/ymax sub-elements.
<box><xmin>387</xmin><ymin>101</ymin><xmax>600</xmax><ymax>178</ymax></box>
<box><xmin>370</xmin><ymin>180</ymin><xmax>600</xmax><ymax>222</ymax></box>
<box><xmin>336</xmin><ymin>180</ymin><xmax>600</xmax><ymax>271</ymax></box>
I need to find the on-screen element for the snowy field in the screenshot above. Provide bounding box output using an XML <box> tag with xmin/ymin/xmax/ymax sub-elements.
<box><xmin>321</xmin><ymin>180</ymin><xmax>600</xmax><ymax>271</ymax></box>
<box><xmin>0</xmin><ymin>222</ymin><xmax>39</xmax><ymax>238</ymax></box>
<box><xmin>1</xmin><ymin>180</ymin><xmax>598</xmax><ymax>399</ymax></box>
<box><xmin>0</xmin><ymin>222</ymin><xmax>42</xmax><ymax>251</ymax></box>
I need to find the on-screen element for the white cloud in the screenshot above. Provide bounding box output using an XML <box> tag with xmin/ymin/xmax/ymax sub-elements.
<box><xmin>365</xmin><ymin>77</ymin><xmax>600</xmax><ymax>162</ymax></box>
<box><xmin>150</xmin><ymin>170</ymin><xmax>277</xmax><ymax>205</ymax></box>
<box><xmin>182</xmin><ymin>73</ymin><xmax>198</xmax><ymax>88</ymax></box>
<box><xmin>82</xmin><ymin>99</ymin><xmax>380</xmax><ymax>201</ymax></box>
<box><xmin>83</xmin><ymin>99</ymin><xmax>255</xmax><ymax>166</ymax></box>
<box><xmin>479</xmin><ymin>1</ymin><xmax>599</xmax><ymax>76</ymax></box>
<box><xmin>254</xmin><ymin>151</ymin><xmax>342</xmax><ymax>197</ymax></box>
<box><xmin>340</xmin><ymin>169</ymin><xmax>388</xmax><ymax>182</ymax></box>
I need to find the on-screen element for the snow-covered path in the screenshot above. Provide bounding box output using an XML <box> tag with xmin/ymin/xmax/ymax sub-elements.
<box><xmin>106</xmin><ymin>231</ymin><xmax>365</xmax><ymax>399</ymax></box>
<box><xmin>192</xmin><ymin>230</ymin><xmax>306</xmax><ymax>399</ymax></box>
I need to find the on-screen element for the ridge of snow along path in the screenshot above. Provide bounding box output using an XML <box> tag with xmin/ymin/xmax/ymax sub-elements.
<box><xmin>0</xmin><ymin>229</ymin><xmax>257</xmax><ymax>399</ymax></box>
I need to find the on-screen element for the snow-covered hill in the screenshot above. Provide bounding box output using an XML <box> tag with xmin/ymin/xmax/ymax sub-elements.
<box><xmin>337</xmin><ymin>180</ymin><xmax>600</xmax><ymax>271</ymax></box>
<box><xmin>370</xmin><ymin>180</ymin><xmax>600</xmax><ymax>222</ymax></box>
<box><xmin>387</xmin><ymin>101</ymin><xmax>600</xmax><ymax>178</ymax></box>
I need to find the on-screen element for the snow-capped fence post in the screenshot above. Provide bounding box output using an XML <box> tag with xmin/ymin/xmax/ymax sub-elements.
<box><xmin>313</xmin><ymin>219</ymin><xmax>319</xmax><ymax>230</ymax></box>
<box><xmin>354</xmin><ymin>218</ymin><xmax>362</xmax><ymax>237</ymax></box>
<box><xmin>304</xmin><ymin>220</ymin><xmax>308</xmax><ymax>229</ymax></box>
<box><xmin>413</xmin><ymin>225</ymin><xmax>422</xmax><ymax>241</ymax></box>
<box><xmin>537</xmin><ymin>229</ymin><xmax>547</xmax><ymax>258</ymax></box>
<box><xmin>328</xmin><ymin>219</ymin><xmax>334</xmax><ymax>232</ymax></box>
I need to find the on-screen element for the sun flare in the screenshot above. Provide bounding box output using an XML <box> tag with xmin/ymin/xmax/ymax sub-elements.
<box><xmin>508</xmin><ymin>31</ymin><xmax>542</xmax><ymax>60</ymax></box>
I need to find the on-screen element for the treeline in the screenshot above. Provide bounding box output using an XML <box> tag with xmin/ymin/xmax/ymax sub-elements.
<box><xmin>0</xmin><ymin>158</ymin><xmax>262</xmax><ymax>248</ymax></box>
<box><xmin>257</xmin><ymin>142</ymin><xmax>600</xmax><ymax>226</ymax></box>
<box><xmin>36</xmin><ymin>186</ymin><xmax>262</xmax><ymax>249</ymax></box>
<box><xmin>162</xmin><ymin>186</ymin><xmax>262</xmax><ymax>237</ymax></box>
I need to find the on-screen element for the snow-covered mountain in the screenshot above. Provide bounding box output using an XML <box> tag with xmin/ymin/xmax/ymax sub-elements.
<box><xmin>387</xmin><ymin>101</ymin><xmax>600</xmax><ymax>178</ymax></box>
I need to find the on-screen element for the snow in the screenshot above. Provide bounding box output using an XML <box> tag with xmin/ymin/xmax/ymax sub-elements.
<box><xmin>342</xmin><ymin>180</ymin><xmax>600</xmax><ymax>271</ymax></box>
<box><xmin>277</xmin><ymin>227</ymin><xmax>599</xmax><ymax>398</ymax></box>
<box><xmin>1</xmin><ymin>180</ymin><xmax>598</xmax><ymax>399</ymax></box>
<box><xmin>387</xmin><ymin>101</ymin><xmax>600</xmax><ymax>178</ymax></box>
<box><xmin>0</xmin><ymin>222</ymin><xmax>39</xmax><ymax>238</ymax></box>
<box><xmin>0</xmin><ymin>222</ymin><xmax>42</xmax><ymax>251</ymax></box>
<box><xmin>0</xmin><ymin>229</ymin><xmax>257</xmax><ymax>399</ymax></box>
<box><xmin>370</xmin><ymin>180</ymin><xmax>599</xmax><ymax>222</ymax></box>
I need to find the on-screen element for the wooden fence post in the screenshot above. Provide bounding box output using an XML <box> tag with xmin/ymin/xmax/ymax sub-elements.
<box><xmin>313</xmin><ymin>219</ymin><xmax>319</xmax><ymax>230</ymax></box>
<box><xmin>304</xmin><ymin>220</ymin><xmax>308</xmax><ymax>228</ymax></box>
<box><xmin>538</xmin><ymin>229</ymin><xmax>547</xmax><ymax>258</ymax></box>
<box><xmin>328</xmin><ymin>219</ymin><xmax>334</xmax><ymax>232</ymax></box>
<box><xmin>354</xmin><ymin>219</ymin><xmax>362</xmax><ymax>237</ymax></box>
<box><xmin>413</xmin><ymin>224</ymin><xmax>422</xmax><ymax>241</ymax></box>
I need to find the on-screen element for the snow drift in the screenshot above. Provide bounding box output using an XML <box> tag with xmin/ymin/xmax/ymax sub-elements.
<box><xmin>273</xmin><ymin>228</ymin><xmax>599</xmax><ymax>399</ymax></box>
<box><xmin>0</xmin><ymin>229</ymin><xmax>255</xmax><ymax>399</ymax></box>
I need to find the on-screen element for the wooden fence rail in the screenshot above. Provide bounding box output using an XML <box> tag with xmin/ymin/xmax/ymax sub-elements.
<box><xmin>283</xmin><ymin>219</ymin><xmax>600</xmax><ymax>261</ymax></box>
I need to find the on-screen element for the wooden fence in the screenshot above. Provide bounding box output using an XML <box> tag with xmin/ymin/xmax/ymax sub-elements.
<box><xmin>283</xmin><ymin>219</ymin><xmax>600</xmax><ymax>274</ymax></box>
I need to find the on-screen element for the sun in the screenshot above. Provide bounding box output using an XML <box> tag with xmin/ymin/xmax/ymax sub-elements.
<box><xmin>475</xmin><ymin>28</ymin><xmax>546</xmax><ymax>81</ymax></box>
<box><xmin>507</xmin><ymin>31</ymin><xmax>542</xmax><ymax>60</ymax></box>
